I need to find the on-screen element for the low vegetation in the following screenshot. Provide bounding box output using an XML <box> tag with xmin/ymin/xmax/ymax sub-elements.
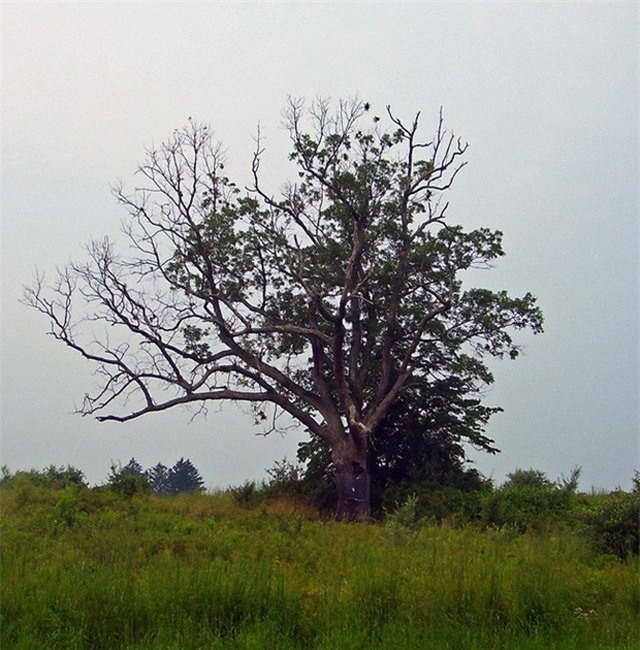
<box><xmin>1</xmin><ymin>465</ymin><xmax>638</xmax><ymax>649</ymax></box>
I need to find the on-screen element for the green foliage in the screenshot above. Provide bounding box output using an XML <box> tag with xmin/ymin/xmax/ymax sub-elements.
<box><xmin>480</xmin><ymin>468</ymin><xmax>581</xmax><ymax>533</ymax></box>
<box><xmin>107</xmin><ymin>458</ymin><xmax>206</xmax><ymax>497</ymax></box>
<box><xmin>581</xmin><ymin>490</ymin><xmax>640</xmax><ymax>559</ymax></box>
<box><xmin>482</xmin><ymin>486</ymin><xmax>572</xmax><ymax>533</ymax></box>
<box><xmin>0</xmin><ymin>464</ymin><xmax>88</xmax><ymax>489</ymax></box>
<box><xmin>166</xmin><ymin>457</ymin><xmax>206</xmax><ymax>494</ymax></box>
<box><xmin>295</xmin><ymin>439</ymin><xmax>339</xmax><ymax>513</ymax></box>
<box><xmin>145</xmin><ymin>462</ymin><xmax>171</xmax><ymax>495</ymax></box>
<box><xmin>230</xmin><ymin>480</ymin><xmax>262</xmax><ymax>506</ymax></box>
<box><xmin>381</xmin><ymin>483</ymin><xmax>489</xmax><ymax>524</ymax></box>
<box><xmin>26</xmin><ymin>100</ymin><xmax>544</xmax><ymax>517</ymax></box>
<box><xmin>52</xmin><ymin>486</ymin><xmax>86</xmax><ymax>529</ymax></box>
<box><xmin>265</xmin><ymin>458</ymin><xmax>304</xmax><ymax>493</ymax></box>
<box><xmin>228</xmin><ymin>466</ymin><xmax>310</xmax><ymax>509</ymax></box>
<box><xmin>296</xmin><ymin>373</ymin><xmax>499</xmax><ymax>516</ymax></box>
<box><xmin>504</xmin><ymin>468</ymin><xmax>553</xmax><ymax>489</ymax></box>
<box><xmin>384</xmin><ymin>494</ymin><xmax>421</xmax><ymax>542</ymax></box>
<box><xmin>107</xmin><ymin>460</ymin><xmax>152</xmax><ymax>498</ymax></box>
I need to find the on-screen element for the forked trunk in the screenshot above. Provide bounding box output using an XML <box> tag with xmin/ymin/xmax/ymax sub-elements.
<box><xmin>332</xmin><ymin>434</ymin><xmax>371</xmax><ymax>521</ymax></box>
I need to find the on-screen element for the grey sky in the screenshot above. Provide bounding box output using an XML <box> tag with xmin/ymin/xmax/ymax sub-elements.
<box><xmin>2</xmin><ymin>2</ymin><xmax>638</xmax><ymax>490</ymax></box>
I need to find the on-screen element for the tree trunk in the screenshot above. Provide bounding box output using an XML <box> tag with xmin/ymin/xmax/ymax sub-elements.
<box><xmin>332</xmin><ymin>433</ymin><xmax>371</xmax><ymax>521</ymax></box>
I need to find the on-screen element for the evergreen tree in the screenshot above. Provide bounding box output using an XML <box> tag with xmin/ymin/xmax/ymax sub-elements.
<box><xmin>167</xmin><ymin>458</ymin><xmax>205</xmax><ymax>494</ymax></box>
<box><xmin>123</xmin><ymin>458</ymin><xmax>144</xmax><ymax>476</ymax></box>
<box><xmin>146</xmin><ymin>463</ymin><xmax>171</xmax><ymax>495</ymax></box>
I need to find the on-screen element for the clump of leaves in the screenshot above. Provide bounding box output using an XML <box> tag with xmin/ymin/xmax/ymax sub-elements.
<box><xmin>581</xmin><ymin>485</ymin><xmax>639</xmax><ymax>559</ymax></box>
<box><xmin>107</xmin><ymin>459</ymin><xmax>152</xmax><ymax>498</ymax></box>
<box><xmin>230</xmin><ymin>480</ymin><xmax>261</xmax><ymax>506</ymax></box>
<box><xmin>52</xmin><ymin>486</ymin><xmax>85</xmax><ymax>529</ymax></box>
<box><xmin>481</xmin><ymin>467</ymin><xmax>581</xmax><ymax>533</ymax></box>
<box><xmin>265</xmin><ymin>459</ymin><xmax>304</xmax><ymax>494</ymax></box>
<box><xmin>384</xmin><ymin>494</ymin><xmax>422</xmax><ymax>542</ymax></box>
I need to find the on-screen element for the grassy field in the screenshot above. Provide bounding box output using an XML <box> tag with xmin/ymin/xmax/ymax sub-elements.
<box><xmin>1</xmin><ymin>484</ymin><xmax>638</xmax><ymax>649</ymax></box>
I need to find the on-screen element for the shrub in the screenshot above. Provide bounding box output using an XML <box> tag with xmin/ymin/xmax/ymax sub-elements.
<box><xmin>53</xmin><ymin>486</ymin><xmax>85</xmax><ymax>529</ymax></box>
<box><xmin>385</xmin><ymin>493</ymin><xmax>421</xmax><ymax>541</ymax></box>
<box><xmin>231</xmin><ymin>480</ymin><xmax>262</xmax><ymax>506</ymax></box>
<box><xmin>481</xmin><ymin>486</ymin><xmax>572</xmax><ymax>532</ymax></box>
<box><xmin>503</xmin><ymin>467</ymin><xmax>552</xmax><ymax>489</ymax></box>
<box><xmin>106</xmin><ymin>461</ymin><xmax>152</xmax><ymax>497</ymax></box>
<box><xmin>264</xmin><ymin>459</ymin><xmax>304</xmax><ymax>496</ymax></box>
<box><xmin>582</xmin><ymin>490</ymin><xmax>639</xmax><ymax>559</ymax></box>
<box><xmin>261</xmin><ymin>458</ymin><xmax>336</xmax><ymax>514</ymax></box>
<box><xmin>480</xmin><ymin>467</ymin><xmax>580</xmax><ymax>532</ymax></box>
<box><xmin>380</xmin><ymin>482</ymin><xmax>489</xmax><ymax>525</ymax></box>
<box><xmin>0</xmin><ymin>465</ymin><xmax>88</xmax><ymax>489</ymax></box>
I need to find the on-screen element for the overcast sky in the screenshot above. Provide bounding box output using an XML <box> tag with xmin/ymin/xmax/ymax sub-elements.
<box><xmin>2</xmin><ymin>2</ymin><xmax>638</xmax><ymax>490</ymax></box>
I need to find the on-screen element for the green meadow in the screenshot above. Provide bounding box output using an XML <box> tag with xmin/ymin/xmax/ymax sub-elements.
<box><xmin>1</xmin><ymin>484</ymin><xmax>638</xmax><ymax>649</ymax></box>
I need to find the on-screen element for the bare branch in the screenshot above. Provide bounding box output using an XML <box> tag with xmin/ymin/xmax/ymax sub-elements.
<box><xmin>25</xmin><ymin>100</ymin><xmax>541</xmax><ymax>520</ymax></box>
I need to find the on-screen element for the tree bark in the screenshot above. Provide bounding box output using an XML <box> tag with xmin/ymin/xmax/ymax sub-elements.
<box><xmin>331</xmin><ymin>434</ymin><xmax>371</xmax><ymax>521</ymax></box>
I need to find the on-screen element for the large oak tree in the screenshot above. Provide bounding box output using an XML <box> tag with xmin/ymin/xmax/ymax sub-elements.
<box><xmin>26</xmin><ymin>98</ymin><xmax>543</xmax><ymax>519</ymax></box>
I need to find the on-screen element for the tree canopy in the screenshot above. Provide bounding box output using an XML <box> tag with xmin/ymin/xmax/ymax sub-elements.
<box><xmin>26</xmin><ymin>98</ymin><xmax>543</xmax><ymax>518</ymax></box>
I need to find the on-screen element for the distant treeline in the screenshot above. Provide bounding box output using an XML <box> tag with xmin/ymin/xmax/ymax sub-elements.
<box><xmin>1</xmin><ymin>461</ymin><xmax>638</xmax><ymax>560</ymax></box>
<box><xmin>0</xmin><ymin>457</ymin><xmax>205</xmax><ymax>497</ymax></box>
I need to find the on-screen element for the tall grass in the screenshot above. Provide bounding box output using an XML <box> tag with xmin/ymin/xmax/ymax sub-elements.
<box><xmin>1</xmin><ymin>486</ymin><xmax>637</xmax><ymax>649</ymax></box>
